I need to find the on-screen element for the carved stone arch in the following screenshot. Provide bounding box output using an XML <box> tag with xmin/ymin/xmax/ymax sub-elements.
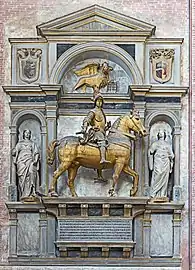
<box><xmin>50</xmin><ymin>42</ymin><xmax>143</xmax><ymax>85</ymax></box>
<box><xmin>145</xmin><ymin>109</ymin><xmax>181</xmax><ymax>193</ymax></box>
<box><xmin>145</xmin><ymin>110</ymin><xmax>180</xmax><ymax>132</ymax></box>
<box><xmin>12</xmin><ymin>109</ymin><xmax>46</xmax><ymax>133</ymax></box>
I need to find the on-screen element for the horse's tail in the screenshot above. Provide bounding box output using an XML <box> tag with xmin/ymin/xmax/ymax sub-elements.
<box><xmin>47</xmin><ymin>139</ymin><xmax>60</xmax><ymax>166</ymax></box>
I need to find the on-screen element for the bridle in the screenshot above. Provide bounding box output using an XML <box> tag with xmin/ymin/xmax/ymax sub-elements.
<box><xmin>128</xmin><ymin>115</ymin><xmax>143</xmax><ymax>134</ymax></box>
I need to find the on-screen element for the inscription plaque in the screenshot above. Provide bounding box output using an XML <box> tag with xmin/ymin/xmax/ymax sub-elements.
<box><xmin>58</xmin><ymin>218</ymin><xmax>132</xmax><ymax>242</ymax></box>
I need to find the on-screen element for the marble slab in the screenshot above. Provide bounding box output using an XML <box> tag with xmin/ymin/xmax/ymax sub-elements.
<box><xmin>17</xmin><ymin>213</ymin><xmax>39</xmax><ymax>255</ymax></box>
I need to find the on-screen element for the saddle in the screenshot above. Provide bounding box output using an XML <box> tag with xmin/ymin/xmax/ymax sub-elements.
<box><xmin>78</xmin><ymin>127</ymin><xmax>96</xmax><ymax>145</ymax></box>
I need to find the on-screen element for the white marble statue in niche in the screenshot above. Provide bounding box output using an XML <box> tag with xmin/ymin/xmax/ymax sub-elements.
<box><xmin>12</xmin><ymin>120</ymin><xmax>41</xmax><ymax>201</ymax></box>
<box><xmin>148</xmin><ymin>122</ymin><xmax>174</xmax><ymax>202</ymax></box>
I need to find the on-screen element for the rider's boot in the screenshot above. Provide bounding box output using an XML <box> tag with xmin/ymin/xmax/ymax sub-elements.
<box><xmin>100</xmin><ymin>146</ymin><xmax>111</xmax><ymax>164</ymax></box>
<box><xmin>94</xmin><ymin>169</ymin><xmax>108</xmax><ymax>183</ymax></box>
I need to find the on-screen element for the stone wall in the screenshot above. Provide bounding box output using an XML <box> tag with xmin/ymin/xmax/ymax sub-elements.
<box><xmin>191</xmin><ymin>0</ymin><xmax>195</xmax><ymax>270</ymax></box>
<box><xmin>0</xmin><ymin>0</ymin><xmax>190</xmax><ymax>269</ymax></box>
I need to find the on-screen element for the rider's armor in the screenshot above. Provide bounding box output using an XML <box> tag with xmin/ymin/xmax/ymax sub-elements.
<box><xmin>81</xmin><ymin>105</ymin><xmax>110</xmax><ymax>164</ymax></box>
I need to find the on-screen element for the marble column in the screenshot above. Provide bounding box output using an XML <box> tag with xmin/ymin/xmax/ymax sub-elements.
<box><xmin>40</xmin><ymin>85</ymin><xmax>61</xmax><ymax>191</ymax></box>
<box><xmin>9</xmin><ymin>126</ymin><xmax>17</xmax><ymax>201</ymax></box>
<box><xmin>133</xmin><ymin>102</ymin><xmax>146</xmax><ymax>196</ymax></box>
<box><xmin>130</xmin><ymin>86</ymin><xmax>150</xmax><ymax>196</ymax></box>
<box><xmin>173</xmin><ymin>126</ymin><xmax>182</xmax><ymax>201</ymax></box>
<box><xmin>40</xmin><ymin>125</ymin><xmax>47</xmax><ymax>192</ymax></box>
<box><xmin>144</xmin><ymin>126</ymin><xmax>150</xmax><ymax>196</ymax></box>
<box><xmin>46</xmin><ymin>101</ymin><xmax>58</xmax><ymax>190</ymax></box>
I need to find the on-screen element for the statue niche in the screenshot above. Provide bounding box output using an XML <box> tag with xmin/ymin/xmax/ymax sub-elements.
<box><xmin>12</xmin><ymin>118</ymin><xmax>41</xmax><ymax>201</ymax></box>
<box><xmin>148</xmin><ymin>121</ymin><xmax>174</xmax><ymax>202</ymax></box>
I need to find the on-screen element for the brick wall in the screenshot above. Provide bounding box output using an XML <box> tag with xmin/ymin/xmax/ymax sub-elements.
<box><xmin>0</xmin><ymin>0</ymin><xmax>190</xmax><ymax>268</ymax></box>
<box><xmin>191</xmin><ymin>0</ymin><xmax>195</xmax><ymax>269</ymax></box>
<box><xmin>0</xmin><ymin>0</ymin><xmax>39</xmax><ymax>262</ymax></box>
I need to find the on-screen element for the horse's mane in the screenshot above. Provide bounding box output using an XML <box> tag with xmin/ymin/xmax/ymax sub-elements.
<box><xmin>111</xmin><ymin>114</ymin><xmax>127</xmax><ymax>129</ymax></box>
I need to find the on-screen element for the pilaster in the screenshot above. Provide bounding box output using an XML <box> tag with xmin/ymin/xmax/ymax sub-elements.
<box><xmin>39</xmin><ymin>209</ymin><xmax>48</xmax><ymax>257</ymax></box>
<box><xmin>143</xmin><ymin>210</ymin><xmax>151</xmax><ymax>257</ymax></box>
<box><xmin>131</xmin><ymin>85</ymin><xmax>150</xmax><ymax>195</ymax></box>
<box><xmin>8</xmin><ymin>209</ymin><xmax>18</xmax><ymax>258</ymax></box>
<box><xmin>172</xmin><ymin>209</ymin><xmax>182</xmax><ymax>258</ymax></box>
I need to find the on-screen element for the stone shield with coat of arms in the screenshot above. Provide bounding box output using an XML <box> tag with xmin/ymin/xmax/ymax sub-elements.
<box><xmin>149</xmin><ymin>49</ymin><xmax>175</xmax><ymax>84</ymax></box>
<box><xmin>17</xmin><ymin>48</ymin><xmax>42</xmax><ymax>84</ymax></box>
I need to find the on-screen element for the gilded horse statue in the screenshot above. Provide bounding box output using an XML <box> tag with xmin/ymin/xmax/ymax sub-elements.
<box><xmin>47</xmin><ymin>111</ymin><xmax>147</xmax><ymax>197</ymax></box>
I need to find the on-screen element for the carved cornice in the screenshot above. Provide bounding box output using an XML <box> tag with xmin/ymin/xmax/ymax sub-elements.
<box><xmin>40</xmin><ymin>32</ymin><xmax>152</xmax><ymax>43</ymax></box>
<box><xmin>131</xmin><ymin>85</ymin><xmax>188</xmax><ymax>99</ymax></box>
<box><xmin>37</xmin><ymin>5</ymin><xmax>155</xmax><ymax>42</ymax></box>
<box><xmin>37</xmin><ymin>5</ymin><xmax>155</xmax><ymax>32</ymax></box>
<box><xmin>148</xmin><ymin>86</ymin><xmax>188</xmax><ymax>97</ymax></box>
<box><xmin>6</xmin><ymin>199</ymin><xmax>184</xmax><ymax>212</ymax></box>
<box><xmin>3</xmin><ymin>84</ymin><xmax>62</xmax><ymax>96</ymax></box>
<box><xmin>9</xmin><ymin>38</ymin><xmax>47</xmax><ymax>44</ymax></box>
<box><xmin>146</xmin><ymin>38</ymin><xmax>184</xmax><ymax>44</ymax></box>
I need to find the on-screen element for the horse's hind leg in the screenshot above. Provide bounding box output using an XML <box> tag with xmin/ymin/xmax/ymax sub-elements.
<box><xmin>109</xmin><ymin>162</ymin><xmax>124</xmax><ymax>197</ymax></box>
<box><xmin>123</xmin><ymin>165</ymin><xmax>139</xmax><ymax>196</ymax></box>
<box><xmin>49</xmin><ymin>161</ymin><xmax>71</xmax><ymax>197</ymax></box>
<box><xmin>67</xmin><ymin>165</ymin><xmax>79</xmax><ymax>197</ymax></box>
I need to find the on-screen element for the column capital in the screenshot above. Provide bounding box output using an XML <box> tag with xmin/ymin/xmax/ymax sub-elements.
<box><xmin>173</xmin><ymin>126</ymin><xmax>181</xmax><ymax>135</ymax></box>
<box><xmin>130</xmin><ymin>85</ymin><xmax>151</xmax><ymax>102</ymax></box>
<box><xmin>40</xmin><ymin>84</ymin><xmax>62</xmax><ymax>96</ymax></box>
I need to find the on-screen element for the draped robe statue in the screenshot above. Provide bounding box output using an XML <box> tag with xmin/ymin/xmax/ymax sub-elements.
<box><xmin>12</xmin><ymin>129</ymin><xmax>40</xmax><ymax>200</ymax></box>
<box><xmin>148</xmin><ymin>131</ymin><xmax>174</xmax><ymax>201</ymax></box>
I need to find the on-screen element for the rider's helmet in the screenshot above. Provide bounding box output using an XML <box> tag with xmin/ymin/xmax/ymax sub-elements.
<box><xmin>94</xmin><ymin>94</ymin><xmax>104</xmax><ymax>105</ymax></box>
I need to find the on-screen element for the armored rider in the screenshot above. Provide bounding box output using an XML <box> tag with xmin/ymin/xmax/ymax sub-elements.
<box><xmin>81</xmin><ymin>94</ymin><xmax>111</xmax><ymax>164</ymax></box>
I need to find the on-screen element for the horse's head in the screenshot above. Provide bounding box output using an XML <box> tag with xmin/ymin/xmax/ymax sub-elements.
<box><xmin>127</xmin><ymin>110</ymin><xmax>147</xmax><ymax>137</ymax></box>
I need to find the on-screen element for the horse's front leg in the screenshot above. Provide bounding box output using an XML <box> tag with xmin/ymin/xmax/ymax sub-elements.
<box><xmin>123</xmin><ymin>165</ymin><xmax>139</xmax><ymax>196</ymax></box>
<box><xmin>67</xmin><ymin>165</ymin><xmax>79</xmax><ymax>197</ymax></box>
<box><xmin>109</xmin><ymin>162</ymin><xmax>124</xmax><ymax>197</ymax></box>
<box><xmin>49</xmin><ymin>162</ymin><xmax>71</xmax><ymax>197</ymax></box>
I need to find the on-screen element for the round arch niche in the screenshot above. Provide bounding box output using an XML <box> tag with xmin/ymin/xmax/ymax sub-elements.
<box><xmin>50</xmin><ymin>42</ymin><xmax>143</xmax><ymax>94</ymax></box>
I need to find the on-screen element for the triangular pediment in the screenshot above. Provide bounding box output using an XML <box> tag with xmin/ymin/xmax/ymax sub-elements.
<box><xmin>37</xmin><ymin>5</ymin><xmax>155</xmax><ymax>40</ymax></box>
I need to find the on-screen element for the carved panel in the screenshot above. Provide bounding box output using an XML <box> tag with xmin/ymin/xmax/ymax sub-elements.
<box><xmin>149</xmin><ymin>48</ymin><xmax>175</xmax><ymax>84</ymax></box>
<box><xmin>17</xmin><ymin>213</ymin><xmax>39</xmax><ymax>255</ymax></box>
<box><xmin>17</xmin><ymin>48</ymin><xmax>42</xmax><ymax>84</ymax></box>
<box><xmin>60</xmin><ymin>59</ymin><xmax>131</xmax><ymax>95</ymax></box>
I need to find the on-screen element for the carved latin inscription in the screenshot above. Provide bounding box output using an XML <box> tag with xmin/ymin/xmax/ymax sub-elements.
<box><xmin>58</xmin><ymin>218</ymin><xmax>132</xmax><ymax>242</ymax></box>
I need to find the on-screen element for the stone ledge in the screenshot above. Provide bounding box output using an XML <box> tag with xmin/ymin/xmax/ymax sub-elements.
<box><xmin>6</xmin><ymin>257</ymin><xmax>182</xmax><ymax>268</ymax></box>
<box><xmin>6</xmin><ymin>197</ymin><xmax>184</xmax><ymax>210</ymax></box>
<box><xmin>0</xmin><ymin>266</ymin><xmax>182</xmax><ymax>270</ymax></box>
